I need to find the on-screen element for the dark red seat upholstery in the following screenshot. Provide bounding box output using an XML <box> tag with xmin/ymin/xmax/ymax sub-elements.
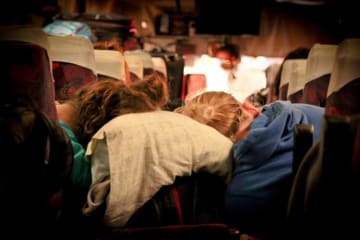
<box><xmin>181</xmin><ymin>74</ymin><xmax>207</xmax><ymax>100</ymax></box>
<box><xmin>325</xmin><ymin>38</ymin><xmax>360</xmax><ymax>116</ymax></box>
<box><xmin>303</xmin><ymin>44</ymin><xmax>337</xmax><ymax>107</ymax></box>
<box><xmin>0</xmin><ymin>30</ymin><xmax>57</xmax><ymax>120</ymax></box>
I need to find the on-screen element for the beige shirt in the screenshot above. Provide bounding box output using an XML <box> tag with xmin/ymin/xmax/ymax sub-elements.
<box><xmin>83</xmin><ymin>110</ymin><xmax>233</xmax><ymax>228</ymax></box>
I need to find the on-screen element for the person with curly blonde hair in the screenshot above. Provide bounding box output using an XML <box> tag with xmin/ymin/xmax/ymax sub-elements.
<box><xmin>176</xmin><ymin>91</ymin><xmax>325</xmax><ymax>240</ymax></box>
<box><xmin>175</xmin><ymin>91</ymin><xmax>259</xmax><ymax>142</ymax></box>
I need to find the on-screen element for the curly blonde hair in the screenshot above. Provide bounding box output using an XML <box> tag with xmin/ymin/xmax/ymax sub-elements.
<box><xmin>175</xmin><ymin>91</ymin><xmax>241</xmax><ymax>138</ymax></box>
<box><xmin>74</xmin><ymin>71</ymin><xmax>169</xmax><ymax>147</ymax></box>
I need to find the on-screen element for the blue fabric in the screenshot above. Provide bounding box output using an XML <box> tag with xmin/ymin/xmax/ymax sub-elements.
<box><xmin>43</xmin><ymin>20</ymin><xmax>95</xmax><ymax>42</ymax></box>
<box><xmin>225</xmin><ymin>100</ymin><xmax>324</xmax><ymax>238</ymax></box>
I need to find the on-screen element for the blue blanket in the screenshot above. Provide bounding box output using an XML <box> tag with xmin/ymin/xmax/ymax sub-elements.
<box><xmin>225</xmin><ymin>100</ymin><xmax>324</xmax><ymax>238</ymax></box>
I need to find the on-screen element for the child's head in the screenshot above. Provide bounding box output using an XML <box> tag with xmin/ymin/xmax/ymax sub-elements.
<box><xmin>176</xmin><ymin>91</ymin><xmax>258</xmax><ymax>142</ymax></box>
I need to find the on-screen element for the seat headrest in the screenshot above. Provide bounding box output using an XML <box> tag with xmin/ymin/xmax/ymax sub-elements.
<box><xmin>305</xmin><ymin>43</ymin><xmax>338</xmax><ymax>84</ymax></box>
<box><xmin>327</xmin><ymin>38</ymin><xmax>360</xmax><ymax>97</ymax></box>
<box><xmin>151</xmin><ymin>57</ymin><xmax>167</xmax><ymax>77</ymax></box>
<box><xmin>0</xmin><ymin>25</ymin><xmax>49</xmax><ymax>52</ymax></box>
<box><xmin>94</xmin><ymin>49</ymin><xmax>126</xmax><ymax>81</ymax></box>
<box><xmin>280</xmin><ymin>59</ymin><xmax>307</xmax><ymax>97</ymax></box>
<box><xmin>48</xmin><ymin>35</ymin><xmax>97</xmax><ymax>75</ymax></box>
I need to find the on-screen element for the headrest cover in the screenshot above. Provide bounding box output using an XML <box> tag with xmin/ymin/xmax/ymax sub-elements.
<box><xmin>151</xmin><ymin>57</ymin><xmax>167</xmax><ymax>77</ymax></box>
<box><xmin>285</xmin><ymin>59</ymin><xmax>307</xmax><ymax>96</ymax></box>
<box><xmin>280</xmin><ymin>59</ymin><xmax>306</xmax><ymax>89</ymax></box>
<box><xmin>94</xmin><ymin>49</ymin><xmax>126</xmax><ymax>80</ymax></box>
<box><xmin>327</xmin><ymin>38</ymin><xmax>360</xmax><ymax>96</ymax></box>
<box><xmin>124</xmin><ymin>50</ymin><xmax>154</xmax><ymax>69</ymax></box>
<box><xmin>305</xmin><ymin>43</ymin><xmax>337</xmax><ymax>84</ymax></box>
<box><xmin>0</xmin><ymin>25</ymin><xmax>49</xmax><ymax>52</ymax></box>
<box><xmin>48</xmin><ymin>35</ymin><xmax>97</xmax><ymax>75</ymax></box>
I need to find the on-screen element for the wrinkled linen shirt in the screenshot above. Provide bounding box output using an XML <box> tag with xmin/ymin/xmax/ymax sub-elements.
<box><xmin>83</xmin><ymin>110</ymin><xmax>233</xmax><ymax>228</ymax></box>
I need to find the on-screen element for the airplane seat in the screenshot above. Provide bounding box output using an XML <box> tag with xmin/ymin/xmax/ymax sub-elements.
<box><xmin>285</xmin><ymin>59</ymin><xmax>307</xmax><ymax>103</ymax></box>
<box><xmin>93</xmin><ymin>172</ymin><xmax>240</xmax><ymax>240</ymax></box>
<box><xmin>94</xmin><ymin>49</ymin><xmax>127</xmax><ymax>81</ymax></box>
<box><xmin>0</xmin><ymin>26</ymin><xmax>57</xmax><ymax>120</ymax></box>
<box><xmin>150</xmin><ymin>52</ymin><xmax>185</xmax><ymax>103</ymax></box>
<box><xmin>278</xmin><ymin>65</ymin><xmax>289</xmax><ymax>101</ymax></box>
<box><xmin>288</xmin><ymin>114</ymin><xmax>360</xmax><ymax>240</ymax></box>
<box><xmin>125</xmin><ymin>49</ymin><xmax>154</xmax><ymax>80</ymax></box>
<box><xmin>279</xmin><ymin>59</ymin><xmax>306</xmax><ymax>102</ymax></box>
<box><xmin>303</xmin><ymin>44</ymin><xmax>337</xmax><ymax>107</ymax></box>
<box><xmin>48</xmin><ymin>35</ymin><xmax>97</xmax><ymax>102</ymax></box>
<box><xmin>325</xmin><ymin>38</ymin><xmax>360</xmax><ymax>116</ymax></box>
<box><xmin>104</xmin><ymin>224</ymin><xmax>240</xmax><ymax>240</ymax></box>
<box><xmin>181</xmin><ymin>73</ymin><xmax>207</xmax><ymax>101</ymax></box>
<box><xmin>287</xmin><ymin>38</ymin><xmax>360</xmax><ymax>239</ymax></box>
<box><xmin>152</xmin><ymin>56</ymin><xmax>168</xmax><ymax>78</ymax></box>
<box><xmin>0</xmin><ymin>26</ymin><xmax>74</xmax><ymax>238</ymax></box>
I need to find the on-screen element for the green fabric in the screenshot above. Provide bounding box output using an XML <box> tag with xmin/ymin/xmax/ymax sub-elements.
<box><xmin>59</xmin><ymin>121</ymin><xmax>91</xmax><ymax>191</ymax></box>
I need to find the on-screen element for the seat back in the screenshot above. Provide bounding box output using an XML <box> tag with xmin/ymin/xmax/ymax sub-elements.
<box><xmin>108</xmin><ymin>224</ymin><xmax>239</xmax><ymax>240</ymax></box>
<box><xmin>181</xmin><ymin>74</ymin><xmax>207</xmax><ymax>100</ymax></box>
<box><xmin>285</xmin><ymin>59</ymin><xmax>307</xmax><ymax>103</ymax></box>
<box><xmin>0</xmin><ymin>105</ymin><xmax>73</xmax><ymax>238</ymax></box>
<box><xmin>279</xmin><ymin>59</ymin><xmax>306</xmax><ymax>101</ymax></box>
<box><xmin>303</xmin><ymin>44</ymin><xmax>337</xmax><ymax>107</ymax></box>
<box><xmin>288</xmin><ymin>114</ymin><xmax>360</xmax><ymax>239</ymax></box>
<box><xmin>48</xmin><ymin>35</ymin><xmax>97</xmax><ymax>102</ymax></box>
<box><xmin>94</xmin><ymin>49</ymin><xmax>126</xmax><ymax>81</ymax></box>
<box><xmin>0</xmin><ymin>26</ymin><xmax>73</xmax><ymax>239</ymax></box>
<box><xmin>288</xmin><ymin>39</ymin><xmax>360</xmax><ymax>239</ymax></box>
<box><xmin>265</xmin><ymin>63</ymin><xmax>281</xmax><ymax>103</ymax></box>
<box><xmin>151</xmin><ymin>52</ymin><xmax>185</xmax><ymax>102</ymax></box>
<box><xmin>125</xmin><ymin>49</ymin><xmax>155</xmax><ymax>78</ymax></box>
<box><xmin>293</xmin><ymin>124</ymin><xmax>314</xmax><ymax>175</ymax></box>
<box><xmin>93</xmin><ymin>172</ymin><xmax>233</xmax><ymax>239</ymax></box>
<box><xmin>0</xmin><ymin>26</ymin><xmax>57</xmax><ymax>120</ymax></box>
<box><xmin>325</xmin><ymin>38</ymin><xmax>360</xmax><ymax>115</ymax></box>
<box><xmin>152</xmin><ymin>56</ymin><xmax>168</xmax><ymax>78</ymax></box>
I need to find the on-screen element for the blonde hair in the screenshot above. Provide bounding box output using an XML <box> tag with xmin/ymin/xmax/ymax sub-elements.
<box><xmin>176</xmin><ymin>91</ymin><xmax>240</xmax><ymax>138</ymax></box>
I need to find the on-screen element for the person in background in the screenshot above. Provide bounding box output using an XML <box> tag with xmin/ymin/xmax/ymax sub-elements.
<box><xmin>214</xmin><ymin>43</ymin><xmax>241</xmax><ymax>78</ymax></box>
<box><xmin>175</xmin><ymin>91</ymin><xmax>324</xmax><ymax>240</ymax></box>
<box><xmin>214</xmin><ymin>44</ymin><xmax>267</xmax><ymax>103</ymax></box>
